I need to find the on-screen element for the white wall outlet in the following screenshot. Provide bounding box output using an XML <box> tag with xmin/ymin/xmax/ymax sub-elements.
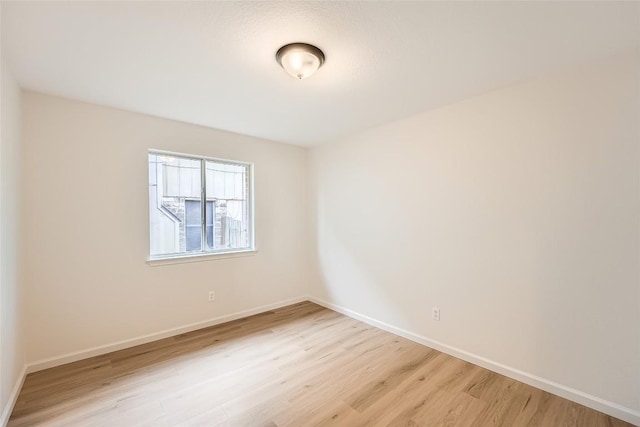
<box><xmin>432</xmin><ymin>307</ymin><xmax>440</xmax><ymax>321</ymax></box>
<box><xmin>208</xmin><ymin>291</ymin><xmax>216</xmax><ymax>302</ymax></box>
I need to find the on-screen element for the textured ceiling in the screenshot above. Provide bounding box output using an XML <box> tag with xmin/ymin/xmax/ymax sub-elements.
<box><xmin>2</xmin><ymin>1</ymin><xmax>639</xmax><ymax>146</ymax></box>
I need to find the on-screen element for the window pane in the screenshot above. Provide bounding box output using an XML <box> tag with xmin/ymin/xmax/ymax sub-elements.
<box><xmin>205</xmin><ymin>160</ymin><xmax>250</xmax><ymax>251</ymax></box>
<box><xmin>149</xmin><ymin>153</ymin><xmax>202</xmax><ymax>256</ymax></box>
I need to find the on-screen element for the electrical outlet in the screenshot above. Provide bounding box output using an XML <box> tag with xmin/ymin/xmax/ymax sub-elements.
<box><xmin>432</xmin><ymin>307</ymin><xmax>440</xmax><ymax>321</ymax></box>
<box><xmin>208</xmin><ymin>291</ymin><xmax>216</xmax><ymax>302</ymax></box>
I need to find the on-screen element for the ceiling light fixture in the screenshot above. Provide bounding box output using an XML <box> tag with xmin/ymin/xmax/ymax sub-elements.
<box><xmin>276</xmin><ymin>43</ymin><xmax>325</xmax><ymax>80</ymax></box>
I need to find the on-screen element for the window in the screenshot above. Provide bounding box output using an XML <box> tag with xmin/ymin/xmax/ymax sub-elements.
<box><xmin>148</xmin><ymin>151</ymin><xmax>253</xmax><ymax>259</ymax></box>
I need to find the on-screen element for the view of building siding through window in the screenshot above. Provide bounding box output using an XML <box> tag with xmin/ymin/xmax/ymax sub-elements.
<box><xmin>148</xmin><ymin>152</ymin><xmax>252</xmax><ymax>258</ymax></box>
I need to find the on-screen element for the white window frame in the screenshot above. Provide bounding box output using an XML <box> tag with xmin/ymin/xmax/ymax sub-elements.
<box><xmin>147</xmin><ymin>149</ymin><xmax>255</xmax><ymax>264</ymax></box>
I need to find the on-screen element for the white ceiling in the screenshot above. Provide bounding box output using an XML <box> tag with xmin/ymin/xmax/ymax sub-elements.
<box><xmin>2</xmin><ymin>1</ymin><xmax>639</xmax><ymax>146</ymax></box>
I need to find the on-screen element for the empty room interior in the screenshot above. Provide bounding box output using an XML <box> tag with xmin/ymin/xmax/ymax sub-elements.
<box><xmin>1</xmin><ymin>1</ymin><xmax>639</xmax><ymax>426</ymax></box>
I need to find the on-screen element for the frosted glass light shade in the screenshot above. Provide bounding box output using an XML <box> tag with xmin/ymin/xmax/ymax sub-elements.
<box><xmin>276</xmin><ymin>43</ymin><xmax>325</xmax><ymax>80</ymax></box>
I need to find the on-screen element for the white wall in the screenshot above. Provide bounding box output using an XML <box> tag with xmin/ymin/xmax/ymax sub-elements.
<box><xmin>0</xmin><ymin>44</ymin><xmax>26</xmax><ymax>421</ymax></box>
<box><xmin>309</xmin><ymin>50</ymin><xmax>640</xmax><ymax>417</ymax></box>
<box><xmin>21</xmin><ymin>92</ymin><xmax>311</xmax><ymax>363</ymax></box>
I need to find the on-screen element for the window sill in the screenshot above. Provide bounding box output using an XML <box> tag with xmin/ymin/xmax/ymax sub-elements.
<box><xmin>146</xmin><ymin>249</ymin><xmax>258</xmax><ymax>266</ymax></box>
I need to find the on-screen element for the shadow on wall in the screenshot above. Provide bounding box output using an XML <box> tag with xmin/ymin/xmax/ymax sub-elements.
<box><xmin>313</xmin><ymin>187</ymin><xmax>414</xmax><ymax>330</ymax></box>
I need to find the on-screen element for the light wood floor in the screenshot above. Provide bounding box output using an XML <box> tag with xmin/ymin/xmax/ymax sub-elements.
<box><xmin>10</xmin><ymin>301</ymin><xmax>631</xmax><ymax>427</ymax></box>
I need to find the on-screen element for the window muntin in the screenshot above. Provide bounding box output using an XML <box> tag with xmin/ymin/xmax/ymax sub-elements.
<box><xmin>148</xmin><ymin>151</ymin><xmax>253</xmax><ymax>259</ymax></box>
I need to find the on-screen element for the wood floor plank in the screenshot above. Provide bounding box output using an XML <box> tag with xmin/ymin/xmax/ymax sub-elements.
<box><xmin>9</xmin><ymin>301</ymin><xmax>632</xmax><ymax>427</ymax></box>
<box><xmin>344</xmin><ymin>345</ymin><xmax>436</xmax><ymax>412</ymax></box>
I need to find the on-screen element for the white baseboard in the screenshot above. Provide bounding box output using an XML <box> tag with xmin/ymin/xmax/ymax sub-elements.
<box><xmin>307</xmin><ymin>296</ymin><xmax>640</xmax><ymax>426</ymax></box>
<box><xmin>0</xmin><ymin>364</ymin><xmax>27</xmax><ymax>427</ymax></box>
<box><xmin>27</xmin><ymin>296</ymin><xmax>308</xmax><ymax>374</ymax></box>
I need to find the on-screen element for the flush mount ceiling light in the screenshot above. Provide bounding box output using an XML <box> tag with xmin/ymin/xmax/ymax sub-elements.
<box><xmin>276</xmin><ymin>43</ymin><xmax>325</xmax><ymax>80</ymax></box>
